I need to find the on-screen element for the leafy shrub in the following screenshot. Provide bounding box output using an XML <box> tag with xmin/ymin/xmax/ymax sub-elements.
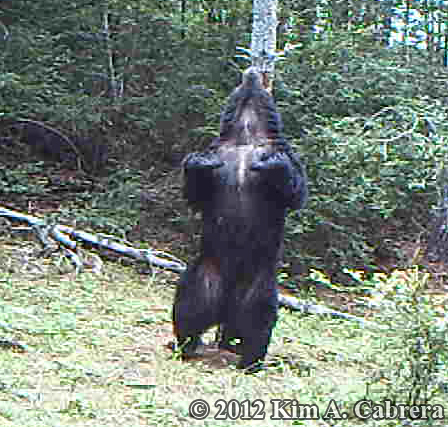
<box><xmin>278</xmin><ymin>34</ymin><xmax>448</xmax><ymax>278</ymax></box>
<box><xmin>360</xmin><ymin>268</ymin><xmax>448</xmax><ymax>407</ymax></box>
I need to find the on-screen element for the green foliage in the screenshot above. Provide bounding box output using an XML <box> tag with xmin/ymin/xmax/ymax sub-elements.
<box><xmin>2</xmin><ymin>1</ymin><xmax>448</xmax><ymax>279</ymax></box>
<box><xmin>297</xmin><ymin>268</ymin><xmax>448</xmax><ymax>422</ymax></box>
<box><xmin>0</xmin><ymin>0</ymin><xmax>249</xmax><ymax>167</ymax></box>
<box><xmin>359</xmin><ymin>268</ymin><xmax>448</xmax><ymax>407</ymax></box>
<box><xmin>278</xmin><ymin>33</ymin><xmax>448</xmax><ymax>276</ymax></box>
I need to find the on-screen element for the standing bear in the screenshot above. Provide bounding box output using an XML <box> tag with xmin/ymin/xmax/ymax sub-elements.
<box><xmin>173</xmin><ymin>67</ymin><xmax>307</xmax><ymax>372</ymax></box>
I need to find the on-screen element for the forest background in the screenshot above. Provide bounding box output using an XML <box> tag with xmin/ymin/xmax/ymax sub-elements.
<box><xmin>2</xmin><ymin>0</ymin><xmax>448</xmax><ymax>278</ymax></box>
<box><xmin>1</xmin><ymin>1</ymin><xmax>448</xmax><ymax>426</ymax></box>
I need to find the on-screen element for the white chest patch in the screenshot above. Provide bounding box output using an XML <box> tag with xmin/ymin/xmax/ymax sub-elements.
<box><xmin>217</xmin><ymin>144</ymin><xmax>272</xmax><ymax>190</ymax></box>
<box><xmin>236</xmin><ymin>144</ymin><xmax>255</xmax><ymax>188</ymax></box>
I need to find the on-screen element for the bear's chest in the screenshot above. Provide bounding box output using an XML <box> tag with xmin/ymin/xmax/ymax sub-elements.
<box><xmin>215</xmin><ymin>144</ymin><xmax>272</xmax><ymax>189</ymax></box>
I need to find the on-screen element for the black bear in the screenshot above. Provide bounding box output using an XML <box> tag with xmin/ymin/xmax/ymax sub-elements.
<box><xmin>173</xmin><ymin>67</ymin><xmax>307</xmax><ymax>372</ymax></box>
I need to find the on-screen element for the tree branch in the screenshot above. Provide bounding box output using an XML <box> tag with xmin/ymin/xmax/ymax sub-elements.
<box><xmin>0</xmin><ymin>206</ymin><xmax>186</xmax><ymax>273</ymax></box>
<box><xmin>0</xmin><ymin>205</ymin><xmax>382</xmax><ymax>329</ymax></box>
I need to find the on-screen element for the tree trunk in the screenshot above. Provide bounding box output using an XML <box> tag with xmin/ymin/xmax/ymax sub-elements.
<box><xmin>251</xmin><ymin>0</ymin><xmax>278</xmax><ymax>90</ymax></box>
<box><xmin>426</xmin><ymin>168</ymin><xmax>448</xmax><ymax>263</ymax></box>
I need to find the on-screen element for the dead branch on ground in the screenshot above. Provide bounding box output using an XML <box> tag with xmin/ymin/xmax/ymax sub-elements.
<box><xmin>0</xmin><ymin>205</ymin><xmax>185</xmax><ymax>273</ymax></box>
<box><xmin>0</xmin><ymin>205</ymin><xmax>382</xmax><ymax>329</ymax></box>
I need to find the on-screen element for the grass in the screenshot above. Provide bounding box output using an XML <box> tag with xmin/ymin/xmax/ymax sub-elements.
<box><xmin>0</xmin><ymin>237</ymin><xmax>447</xmax><ymax>426</ymax></box>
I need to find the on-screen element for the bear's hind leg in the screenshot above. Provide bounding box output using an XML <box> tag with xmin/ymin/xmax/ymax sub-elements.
<box><xmin>173</xmin><ymin>259</ymin><xmax>223</xmax><ymax>358</ymax></box>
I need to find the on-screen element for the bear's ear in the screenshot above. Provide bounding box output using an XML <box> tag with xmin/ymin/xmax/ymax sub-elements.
<box><xmin>240</xmin><ymin>66</ymin><xmax>271</xmax><ymax>92</ymax></box>
<box><xmin>262</xmin><ymin>71</ymin><xmax>271</xmax><ymax>93</ymax></box>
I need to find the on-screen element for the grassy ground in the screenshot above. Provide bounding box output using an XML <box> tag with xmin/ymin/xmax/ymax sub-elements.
<box><xmin>0</xmin><ymin>162</ymin><xmax>447</xmax><ymax>426</ymax></box>
<box><xmin>0</xmin><ymin>252</ymin><xmax>365</xmax><ymax>427</ymax></box>
<box><xmin>0</xmin><ymin>239</ymin><xmax>446</xmax><ymax>427</ymax></box>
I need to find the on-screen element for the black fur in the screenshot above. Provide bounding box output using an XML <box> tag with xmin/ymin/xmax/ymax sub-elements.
<box><xmin>173</xmin><ymin>68</ymin><xmax>307</xmax><ymax>372</ymax></box>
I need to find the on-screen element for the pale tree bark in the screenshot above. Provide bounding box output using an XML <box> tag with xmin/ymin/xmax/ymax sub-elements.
<box><xmin>102</xmin><ymin>1</ymin><xmax>123</xmax><ymax>99</ymax></box>
<box><xmin>250</xmin><ymin>0</ymin><xmax>278</xmax><ymax>91</ymax></box>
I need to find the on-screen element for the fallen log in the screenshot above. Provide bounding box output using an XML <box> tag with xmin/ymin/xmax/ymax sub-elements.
<box><xmin>0</xmin><ymin>205</ymin><xmax>382</xmax><ymax>329</ymax></box>
<box><xmin>0</xmin><ymin>205</ymin><xmax>186</xmax><ymax>273</ymax></box>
